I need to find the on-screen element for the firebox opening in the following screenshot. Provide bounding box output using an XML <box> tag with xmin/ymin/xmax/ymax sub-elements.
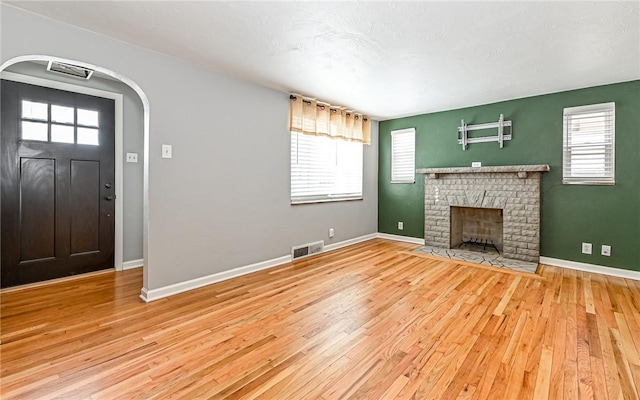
<box><xmin>450</xmin><ymin>207</ymin><xmax>503</xmax><ymax>253</ymax></box>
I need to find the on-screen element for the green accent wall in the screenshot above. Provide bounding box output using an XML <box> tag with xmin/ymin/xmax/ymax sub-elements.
<box><xmin>378</xmin><ymin>80</ymin><xmax>640</xmax><ymax>271</ymax></box>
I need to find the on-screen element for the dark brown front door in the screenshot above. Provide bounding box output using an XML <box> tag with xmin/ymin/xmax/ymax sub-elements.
<box><xmin>1</xmin><ymin>79</ymin><xmax>116</xmax><ymax>288</ymax></box>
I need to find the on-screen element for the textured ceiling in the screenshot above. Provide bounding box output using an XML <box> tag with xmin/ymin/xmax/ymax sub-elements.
<box><xmin>8</xmin><ymin>1</ymin><xmax>640</xmax><ymax>120</ymax></box>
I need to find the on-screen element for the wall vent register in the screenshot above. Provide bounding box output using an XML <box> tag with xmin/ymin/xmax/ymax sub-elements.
<box><xmin>291</xmin><ymin>241</ymin><xmax>324</xmax><ymax>260</ymax></box>
<box><xmin>46</xmin><ymin>60</ymin><xmax>94</xmax><ymax>80</ymax></box>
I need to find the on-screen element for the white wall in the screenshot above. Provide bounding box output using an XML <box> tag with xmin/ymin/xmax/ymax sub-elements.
<box><xmin>1</xmin><ymin>4</ymin><xmax>378</xmax><ymax>292</ymax></box>
<box><xmin>4</xmin><ymin>62</ymin><xmax>145</xmax><ymax>262</ymax></box>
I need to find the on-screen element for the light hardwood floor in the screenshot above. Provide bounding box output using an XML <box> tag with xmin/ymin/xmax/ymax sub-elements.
<box><xmin>1</xmin><ymin>239</ymin><xmax>639</xmax><ymax>399</ymax></box>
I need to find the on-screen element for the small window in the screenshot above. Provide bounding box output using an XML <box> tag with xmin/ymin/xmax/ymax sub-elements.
<box><xmin>21</xmin><ymin>121</ymin><xmax>48</xmax><ymax>141</ymax></box>
<box><xmin>391</xmin><ymin>128</ymin><xmax>415</xmax><ymax>183</ymax></box>
<box><xmin>77</xmin><ymin>127</ymin><xmax>99</xmax><ymax>145</ymax></box>
<box><xmin>563</xmin><ymin>103</ymin><xmax>615</xmax><ymax>185</ymax></box>
<box><xmin>51</xmin><ymin>124</ymin><xmax>74</xmax><ymax>143</ymax></box>
<box><xmin>22</xmin><ymin>100</ymin><xmax>48</xmax><ymax>120</ymax></box>
<box><xmin>51</xmin><ymin>105</ymin><xmax>74</xmax><ymax>124</ymax></box>
<box><xmin>291</xmin><ymin>132</ymin><xmax>363</xmax><ymax>203</ymax></box>
<box><xmin>78</xmin><ymin>109</ymin><xmax>99</xmax><ymax>127</ymax></box>
<box><xmin>19</xmin><ymin>100</ymin><xmax>100</xmax><ymax>146</ymax></box>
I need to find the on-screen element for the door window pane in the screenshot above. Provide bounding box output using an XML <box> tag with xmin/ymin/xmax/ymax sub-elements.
<box><xmin>77</xmin><ymin>109</ymin><xmax>99</xmax><ymax>127</ymax></box>
<box><xmin>51</xmin><ymin>124</ymin><xmax>74</xmax><ymax>143</ymax></box>
<box><xmin>21</xmin><ymin>121</ymin><xmax>48</xmax><ymax>141</ymax></box>
<box><xmin>21</xmin><ymin>100</ymin><xmax>48</xmax><ymax>120</ymax></box>
<box><xmin>77</xmin><ymin>127</ymin><xmax>99</xmax><ymax>145</ymax></box>
<box><xmin>51</xmin><ymin>105</ymin><xmax>75</xmax><ymax>124</ymax></box>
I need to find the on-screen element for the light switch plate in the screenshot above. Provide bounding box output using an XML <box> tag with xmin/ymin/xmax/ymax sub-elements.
<box><xmin>126</xmin><ymin>152</ymin><xmax>138</xmax><ymax>163</ymax></box>
<box><xmin>162</xmin><ymin>144</ymin><xmax>172</xmax><ymax>159</ymax></box>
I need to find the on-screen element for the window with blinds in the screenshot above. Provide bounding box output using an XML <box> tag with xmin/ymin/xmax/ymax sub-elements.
<box><xmin>563</xmin><ymin>102</ymin><xmax>615</xmax><ymax>185</ymax></box>
<box><xmin>391</xmin><ymin>128</ymin><xmax>415</xmax><ymax>183</ymax></box>
<box><xmin>291</xmin><ymin>132</ymin><xmax>363</xmax><ymax>203</ymax></box>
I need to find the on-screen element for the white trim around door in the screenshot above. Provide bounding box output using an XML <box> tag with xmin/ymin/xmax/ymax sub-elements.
<box><xmin>1</xmin><ymin>71</ymin><xmax>126</xmax><ymax>271</ymax></box>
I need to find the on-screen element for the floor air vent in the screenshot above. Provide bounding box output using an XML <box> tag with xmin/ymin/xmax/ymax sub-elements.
<box><xmin>292</xmin><ymin>240</ymin><xmax>324</xmax><ymax>260</ymax></box>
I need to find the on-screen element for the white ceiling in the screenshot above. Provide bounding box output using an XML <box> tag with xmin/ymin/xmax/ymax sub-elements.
<box><xmin>9</xmin><ymin>1</ymin><xmax>640</xmax><ymax>120</ymax></box>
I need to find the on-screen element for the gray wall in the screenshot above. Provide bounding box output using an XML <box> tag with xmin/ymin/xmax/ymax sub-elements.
<box><xmin>4</xmin><ymin>62</ymin><xmax>145</xmax><ymax>262</ymax></box>
<box><xmin>1</xmin><ymin>4</ymin><xmax>379</xmax><ymax>291</ymax></box>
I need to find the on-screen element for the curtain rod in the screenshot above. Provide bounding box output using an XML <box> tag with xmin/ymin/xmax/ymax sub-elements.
<box><xmin>289</xmin><ymin>95</ymin><xmax>368</xmax><ymax>121</ymax></box>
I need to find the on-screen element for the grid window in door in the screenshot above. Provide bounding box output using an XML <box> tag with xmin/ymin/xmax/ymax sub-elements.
<box><xmin>20</xmin><ymin>100</ymin><xmax>100</xmax><ymax>146</ymax></box>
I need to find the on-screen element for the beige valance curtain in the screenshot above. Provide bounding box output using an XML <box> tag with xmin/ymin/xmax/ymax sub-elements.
<box><xmin>289</xmin><ymin>95</ymin><xmax>371</xmax><ymax>145</ymax></box>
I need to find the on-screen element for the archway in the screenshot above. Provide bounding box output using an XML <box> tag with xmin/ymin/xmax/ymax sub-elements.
<box><xmin>0</xmin><ymin>55</ymin><xmax>150</xmax><ymax>290</ymax></box>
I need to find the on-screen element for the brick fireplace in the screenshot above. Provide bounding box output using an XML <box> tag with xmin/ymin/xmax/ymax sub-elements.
<box><xmin>416</xmin><ymin>165</ymin><xmax>550</xmax><ymax>263</ymax></box>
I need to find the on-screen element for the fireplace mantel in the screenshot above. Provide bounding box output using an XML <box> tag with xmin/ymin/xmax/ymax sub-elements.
<box><xmin>417</xmin><ymin>164</ymin><xmax>550</xmax><ymax>179</ymax></box>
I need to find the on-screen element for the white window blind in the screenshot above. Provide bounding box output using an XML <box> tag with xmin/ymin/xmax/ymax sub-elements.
<box><xmin>291</xmin><ymin>132</ymin><xmax>363</xmax><ymax>203</ymax></box>
<box><xmin>391</xmin><ymin>128</ymin><xmax>416</xmax><ymax>183</ymax></box>
<box><xmin>563</xmin><ymin>102</ymin><xmax>615</xmax><ymax>185</ymax></box>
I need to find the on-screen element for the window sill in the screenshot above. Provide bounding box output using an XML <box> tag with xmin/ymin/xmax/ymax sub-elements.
<box><xmin>291</xmin><ymin>197</ymin><xmax>363</xmax><ymax>205</ymax></box>
<box><xmin>562</xmin><ymin>180</ymin><xmax>615</xmax><ymax>186</ymax></box>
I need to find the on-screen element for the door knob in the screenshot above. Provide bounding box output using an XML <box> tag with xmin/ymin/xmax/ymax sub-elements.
<box><xmin>105</xmin><ymin>195</ymin><xmax>116</xmax><ymax>201</ymax></box>
<box><xmin>105</xmin><ymin>183</ymin><xmax>112</xmax><ymax>188</ymax></box>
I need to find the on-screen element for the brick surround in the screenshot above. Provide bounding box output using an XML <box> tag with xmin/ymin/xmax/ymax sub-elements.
<box><xmin>416</xmin><ymin>165</ymin><xmax>550</xmax><ymax>263</ymax></box>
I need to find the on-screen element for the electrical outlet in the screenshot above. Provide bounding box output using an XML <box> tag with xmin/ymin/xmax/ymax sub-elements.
<box><xmin>601</xmin><ymin>245</ymin><xmax>611</xmax><ymax>256</ymax></box>
<box><xmin>126</xmin><ymin>152</ymin><xmax>138</xmax><ymax>163</ymax></box>
<box><xmin>329</xmin><ymin>228</ymin><xmax>334</xmax><ymax>238</ymax></box>
<box><xmin>162</xmin><ymin>144</ymin><xmax>172</xmax><ymax>159</ymax></box>
<box><xmin>472</xmin><ymin>161</ymin><xmax>482</xmax><ymax>168</ymax></box>
<box><xmin>581</xmin><ymin>242</ymin><xmax>592</xmax><ymax>255</ymax></box>
<box><xmin>398</xmin><ymin>222</ymin><xmax>404</xmax><ymax>230</ymax></box>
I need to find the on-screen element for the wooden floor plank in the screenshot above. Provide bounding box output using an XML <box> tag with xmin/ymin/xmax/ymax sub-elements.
<box><xmin>1</xmin><ymin>239</ymin><xmax>639</xmax><ymax>399</ymax></box>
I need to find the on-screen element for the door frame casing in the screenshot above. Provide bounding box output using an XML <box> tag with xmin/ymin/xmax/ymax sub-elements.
<box><xmin>1</xmin><ymin>70</ymin><xmax>126</xmax><ymax>271</ymax></box>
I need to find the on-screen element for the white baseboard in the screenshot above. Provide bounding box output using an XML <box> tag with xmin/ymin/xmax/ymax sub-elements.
<box><xmin>540</xmin><ymin>256</ymin><xmax>640</xmax><ymax>281</ymax></box>
<box><xmin>324</xmin><ymin>233</ymin><xmax>378</xmax><ymax>252</ymax></box>
<box><xmin>139</xmin><ymin>232</ymin><xmax>382</xmax><ymax>302</ymax></box>
<box><xmin>140</xmin><ymin>254</ymin><xmax>292</xmax><ymax>302</ymax></box>
<box><xmin>123</xmin><ymin>259</ymin><xmax>144</xmax><ymax>270</ymax></box>
<box><xmin>376</xmin><ymin>232</ymin><xmax>425</xmax><ymax>245</ymax></box>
